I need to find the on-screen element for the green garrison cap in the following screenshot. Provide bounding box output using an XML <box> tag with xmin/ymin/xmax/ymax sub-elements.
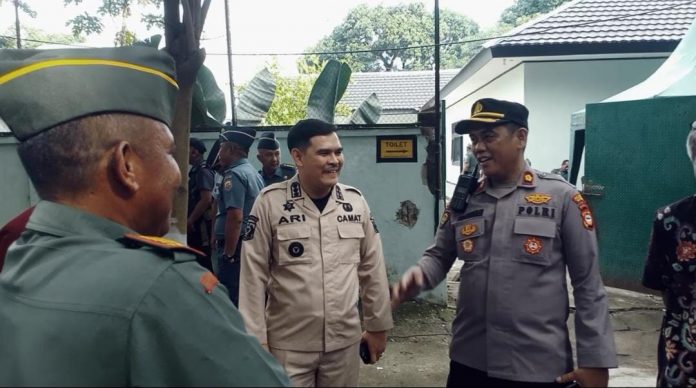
<box><xmin>0</xmin><ymin>46</ymin><xmax>179</xmax><ymax>141</ymax></box>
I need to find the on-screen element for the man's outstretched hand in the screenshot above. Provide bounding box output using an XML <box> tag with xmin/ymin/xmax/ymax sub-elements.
<box><xmin>390</xmin><ymin>266</ymin><xmax>425</xmax><ymax>310</ymax></box>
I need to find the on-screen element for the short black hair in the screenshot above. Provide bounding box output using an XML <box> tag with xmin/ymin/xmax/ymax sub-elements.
<box><xmin>287</xmin><ymin>119</ymin><xmax>336</xmax><ymax>151</ymax></box>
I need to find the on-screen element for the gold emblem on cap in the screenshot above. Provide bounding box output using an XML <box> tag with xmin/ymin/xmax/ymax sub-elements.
<box><xmin>473</xmin><ymin>102</ymin><xmax>483</xmax><ymax>114</ymax></box>
<box><xmin>525</xmin><ymin>193</ymin><xmax>552</xmax><ymax>205</ymax></box>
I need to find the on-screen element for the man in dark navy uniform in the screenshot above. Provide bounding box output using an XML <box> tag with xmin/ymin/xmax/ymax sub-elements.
<box><xmin>187</xmin><ymin>137</ymin><xmax>214</xmax><ymax>270</ymax></box>
<box><xmin>256</xmin><ymin>132</ymin><xmax>296</xmax><ymax>186</ymax></box>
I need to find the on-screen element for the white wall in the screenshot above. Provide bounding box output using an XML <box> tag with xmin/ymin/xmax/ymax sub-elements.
<box><xmin>444</xmin><ymin>65</ymin><xmax>525</xmax><ymax>196</ymax></box>
<box><xmin>523</xmin><ymin>57</ymin><xmax>665</xmax><ymax>173</ymax></box>
<box><xmin>443</xmin><ymin>56</ymin><xmax>666</xmax><ymax>197</ymax></box>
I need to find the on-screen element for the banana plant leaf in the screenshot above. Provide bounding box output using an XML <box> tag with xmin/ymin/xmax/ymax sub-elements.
<box><xmin>191</xmin><ymin>64</ymin><xmax>226</xmax><ymax>128</ymax></box>
<box><xmin>236</xmin><ymin>68</ymin><xmax>276</xmax><ymax>126</ymax></box>
<box><xmin>306</xmin><ymin>60</ymin><xmax>351</xmax><ymax>123</ymax></box>
<box><xmin>348</xmin><ymin>93</ymin><xmax>382</xmax><ymax>125</ymax></box>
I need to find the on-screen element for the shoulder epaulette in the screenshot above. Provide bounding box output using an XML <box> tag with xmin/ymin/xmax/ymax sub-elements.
<box><xmin>536</xmin><ymin>170</ymin><xmax>575</xmax><ymax>188</ymax></box>
<box><xmin>342</xmin><ymin>184</ymin><xmax>363</xmax><ymax>197</ymax></box>
<box><xmin>259</xmin><ymin>180</ymin><xmax>286</xmax><ymax>195</ymax></box>
<box><xmin>119</xmin><ymin>233</ymin><xmax>206</xmax><ymax>258</ymax></box>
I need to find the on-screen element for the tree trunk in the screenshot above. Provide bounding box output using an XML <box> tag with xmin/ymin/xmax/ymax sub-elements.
<box><xmin>169</xmin><ymin>85</ymin><xmax>193</xmax><ymax>242</ymax></box>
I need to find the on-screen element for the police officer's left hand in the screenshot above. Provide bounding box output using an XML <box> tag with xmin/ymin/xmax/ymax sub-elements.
<box><xmin>556</xmin><ymin>367</ymin><xmax>608</xmax><ymax>387</ymax></box>
<box><xmin>361</xmin><ymin>330</ymin><xmax>387</xmax><ymax>364</ymax></box>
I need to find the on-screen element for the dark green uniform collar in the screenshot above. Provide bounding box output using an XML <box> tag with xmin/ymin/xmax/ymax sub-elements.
<box><xmin>26</xmin><ymin>200</ymin><xmax>131</xmax><ymax>240</ymax></box>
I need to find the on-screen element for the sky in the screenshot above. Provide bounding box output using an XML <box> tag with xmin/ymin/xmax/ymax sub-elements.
<box><xmin>0</xmin><ymin>0</ymin><xmax>516</xmax><ymax>120</ymax></box>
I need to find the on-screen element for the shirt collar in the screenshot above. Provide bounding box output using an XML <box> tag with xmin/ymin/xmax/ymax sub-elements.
<box><xmin>227</xmin><ymin>158</ymin><xmax>248</xmax><ymax>170</ymax></box>
<box><xmin>26</xmin><ymin>201</ymin><xmax>131</xmax><ymax>240</ymax></box>
<box><xmin>285</xmin><ymin>175</ymin><xmax>345</xmax><ymax>203</ymax></box>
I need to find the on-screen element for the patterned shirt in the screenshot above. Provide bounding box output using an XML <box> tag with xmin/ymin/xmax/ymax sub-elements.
<box><xmin>643</xmin><ymin>195</ymin><xmax>696</xmax><ymax>387</ymax></box>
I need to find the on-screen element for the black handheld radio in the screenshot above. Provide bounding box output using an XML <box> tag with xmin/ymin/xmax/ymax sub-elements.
<box><xmin>449</xmin><ymin>163</ymin><xmax>480</xmax><ymax>213</ymax></box>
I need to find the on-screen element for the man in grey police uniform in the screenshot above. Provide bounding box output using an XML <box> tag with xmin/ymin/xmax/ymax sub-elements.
<box><xmin>0</xmin><ymin>46</ymin><xmax>289</xmax><ymax>386</ymax></box>
<box><xmin>213</xmin><ymin>127</ymin><xmax>265</xmax><ymax>306</ymax></box>
<box><xmin>391</xmin><ymin>98</ymin><xmax>617</xmax><ymax>387</ymax></box>
<box><xmin>257</xmin><ymin>131</ymin><xmax>296</xmax><ymax>186</ymax></box>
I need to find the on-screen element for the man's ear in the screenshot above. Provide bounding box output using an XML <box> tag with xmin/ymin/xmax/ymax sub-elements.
<box><xmin>109</xmin><ymin>141</ymin><xmax>139</xmax><ymax>194</ymax></box>
<box><xmin>516</xmin><ymin>127</ymin><xmax>528</xmax><ymax>149</ymax></box>
<box><xmin>290</xmin><ymin>148</ymin><xmax>304</xmax><ymax>167</ymax></box>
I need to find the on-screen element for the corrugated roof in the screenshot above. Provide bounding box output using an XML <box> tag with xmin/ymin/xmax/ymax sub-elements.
<box><xmin>340</xmin><ymin>69</ymin><xmax>459</xmax><ymax>111</ymax></box>
<box><xmin>493</xmin><ymin>0</ymin><xmax>696</xmax><ymax>47</ymax></box>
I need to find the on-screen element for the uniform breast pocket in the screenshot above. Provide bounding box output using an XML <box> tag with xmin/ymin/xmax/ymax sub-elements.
<box><xmin>454</xmin><ymin>217</ymin><xmax>485</xmax><ymax>262</ymax></box>
<box><xmin>276</xmin><ymin>224</ymin><xmax>312</xmax><ymax>265</ymax></box>
<box><xmin>337</xmin><ymin>223</ymin><xmax>364</xmax><ymax>264</ymax></box>
<box><xmin>512</xmin><ymin>218</ymin><xmax>556</xmax><ymax>267</ymax></box>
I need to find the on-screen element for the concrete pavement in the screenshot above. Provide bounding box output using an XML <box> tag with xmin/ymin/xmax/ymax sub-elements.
<box><xmin>359</xmin><ymin>266</ymin><xmax>663</xmax><ymax>387</ymax></box>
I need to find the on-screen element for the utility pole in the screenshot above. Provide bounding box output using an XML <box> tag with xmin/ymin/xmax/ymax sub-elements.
<box><xmin>14</xmin><ymin>0</ymin><xmax>22</xmax><ymax>49</ymax></box>
<box><xmin>433</xmin><ymin>0</ymin><xmax>443</xmax><ymax>227</ymax></box>
<box><xmin>224</xmin><ymin>0</ymin><xmax>237</xmax><ymax>126</ymax></box>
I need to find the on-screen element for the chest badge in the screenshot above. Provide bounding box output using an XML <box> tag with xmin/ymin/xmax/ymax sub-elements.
<box><xmin>223</xmin><ymin>178</ymin><xmax>233</xmax><ymax>191</ymax></box>
<box><xmin>342</xmin><ymin>203</ymin><xmax>353</xmax><ymax>212</ymax></box>
<box><xmin>523</xmin><ymin>237</ymin><xmax>543</xmax><ymax>255</ymax></box>
<box><xmin>283</xmin><ymin>201</ymin><xmax>295</xmax><ymax>212</ymax></box>
<box><xmin>460</xmin><ymin>224</ymin><xmax>478</xmax><ymax>236</ymax></box>
<box><xmin>288</xmin><ymin>242</ymin><xmax>304</xmax><ymax>257</ymax></box>
<box><xmin>461</xmin><ymin>239</ymin><xmax>474</xmax><ymax>253</ymax></box>
<box><xmin>525</xmin><ymin>193</ymin><xmax>551</xmax><ymax>205</ymax></box>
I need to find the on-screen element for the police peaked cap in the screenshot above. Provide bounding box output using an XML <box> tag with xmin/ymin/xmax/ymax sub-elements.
<box><xmin>0</xmin><ymin>46</ymin><xmax>178</xmax><ymax>141</ymax></box>
<box><xmin>219</xmin><ymin>127</ymin><xmax>257</xmax><ymax>149</ymax></box>
<box><xmin>257</xmin><ymin>132</ymin><xmax>280</xmax><ymax>150</ymax></box>
<box><xmin>453</xmin><ymin>98</ymin><xmax>529</xmax><ymax>134</ymax></box>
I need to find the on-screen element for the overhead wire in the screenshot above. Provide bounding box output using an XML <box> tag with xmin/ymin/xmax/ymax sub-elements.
<box><xmin>1</xmin><ymin>0</ymin><xmax>694</xmax><ymax>55</ymax></box>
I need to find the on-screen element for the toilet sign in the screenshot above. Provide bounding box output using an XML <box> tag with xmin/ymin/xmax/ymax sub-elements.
<box><xmin>376</xmin><ymin>135</ymin><xmax>417</xmax><ymax>163</ymax></box>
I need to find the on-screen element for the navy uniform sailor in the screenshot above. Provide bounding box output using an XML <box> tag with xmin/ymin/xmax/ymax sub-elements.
<box><xmin>391</xmin><ymin>98</ymin><xmax>617</xmax><ymax>387</ymax></box>
<box><xmin>239</xmin><ymin>119</ymin><xmax>393</xmax><ymax>387</ymax></box>
<box><xmin>213</xmin><ymin>127</ymin><xmax>265</xmax><ymax>306</ymax></box>
<box><xmin>257</xmin><ymin>131</ymin><xmax>296</xmax><ymax>186</ymax></box>
<box><xmin>0</xmin><ymin>47</ymin><xmax>289</xmax><ymax>386</ymax></box>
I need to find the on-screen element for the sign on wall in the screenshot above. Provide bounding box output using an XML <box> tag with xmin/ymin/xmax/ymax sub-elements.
<box><xmin>376</xmin><ymin>135</ymin><xmax>417</xmax><ymax>163</ymax></box>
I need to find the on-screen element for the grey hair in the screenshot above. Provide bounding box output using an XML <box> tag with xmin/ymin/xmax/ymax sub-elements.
<box><xmin>16</xmin><ymin>113</ymin><xmax>148</xmax><ymax>200</ymax></box>
<box><xmin>687</xmin><ymin>121</ymin><xmax>696</xmax><ymax>162</ymax></box>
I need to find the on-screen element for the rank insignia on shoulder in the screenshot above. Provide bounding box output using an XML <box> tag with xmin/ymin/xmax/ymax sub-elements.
<box><xmin>525</xmin><ymin>193</ymin><xmax>551</xmax><ymax>205</ymax></box>
<box><xmin>523</xmin><ymin>236</ymin><xmax>543</xmax><ymax>255</ymax></box>
<box><xmin>439</xmin><ymin>211</ymin><xmax>450</xmax><ymax>229</ymax></box>
<box><xmin>335</xmin><ymin>186</ymin><xmax>344</xmax><ymax>200</ymax></box>
<box><xmin>522</xmin><ymin>172</ymin><xmax>534</xmax><ymax>185</ymax></box>
<box><xmin>121</xmin><ymin>233</ymin><xmax>206</xmax><ymax>257</ymax></box>
<box><xmin>460</xmin><ymin>224</ymin><xmax>477</xmax><ymax>236</ymax></box>
<box><xmin>461</xmin><ymin>239</ymin><xmax>474</xmax><ymax>253</ymax></box>
<box><xmin>223</xmin><ymin>178</ymin><xmax>233</xmax><ymax>191</ymax></box>
<box><xmin>200</xmin><ymin>271</ymin><xmax>219</xmax><ymax>294</ymax></box>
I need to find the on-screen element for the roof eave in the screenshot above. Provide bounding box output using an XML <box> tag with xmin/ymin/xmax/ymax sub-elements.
<box><xmin>491</xmin><ymin>40</ymin><xmax>680</xmax><ymax>58</ymax></box>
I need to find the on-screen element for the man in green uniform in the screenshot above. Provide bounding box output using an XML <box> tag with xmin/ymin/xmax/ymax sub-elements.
<box><xmin>0</xmin><ymin>47</ymin><xmax>290</xmax><ymax>386</ymax></box>
<box><xmin>213</xmin><ymin>127</ymin><xmax>265</xmax><ymax>306</ymax></box>
<box><xmin>256</xmin><ymin>131</ymin><xmax>296</xmax><ymax>186</ymax></box>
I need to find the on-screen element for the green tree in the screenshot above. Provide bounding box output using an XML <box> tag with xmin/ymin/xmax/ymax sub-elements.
<box><xmin>64</xmin><ymin>0</ymin><xmax>162</xmax><ymax>46</ymax></box>
<box><xmin>499</xmin><ymin>0</ymin><xmax>573</xmax><ymax>27</ymax></box>
<box><xmin>303</xmin><ymin>3</ymin><xmax>479</xmax><ymax>72</ymax></box>
<box><xmin>0</xmin><ymin>0</ymin><xmax>36</xmax><ymax>48</ymax></box>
